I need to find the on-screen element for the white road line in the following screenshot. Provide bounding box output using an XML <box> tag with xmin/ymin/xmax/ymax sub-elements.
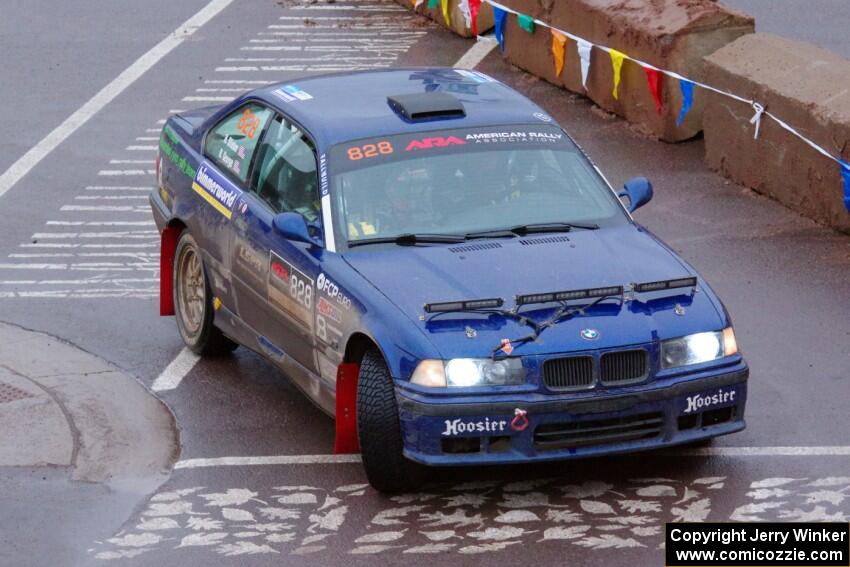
<box><xmin>671</xmin><ymin>446</ymin><xmax>850</xmax><ymax>456</ymax></box>
<box><xmin>0</xmin><ymin>0</ymin><xmax>234</xmax><ymax>202</ymax></box>
<box><xmin>152</xmin><ymin>348</ymin><xmax>201</xmax><ymax>392</ymax></box>
<box><xmin>46</xmin><ymin>220</ymin><xmax>154</xmax><ymax>226</ymax></box>
<box><xmin>75</xmin><ymin>195</ymin><xmax>149</xmax><ymax>200</ymax></box>
<box><xmin>203</xmin><ymin>79</ymin><xmax>274</xmax><ymax>84</ymax></box>
<box><xmin>109</xmin><ymin>159</ymin><xmax>153</xmax><ymax>165</ymax></box>
<box><xmin>134</xmin><ymin>137</ymin><xmax>159</xmax><ymax>141</ymax></box>
<box><xmin>454</xmin><ymin>36</ymin><xmax>498</xmax><ymax>70</ymax></box>
<box><xmin>85</xmin><ymin>185</ymin><xmax>151</xmax><ymax>191</ymax></box>
<box><xmin>173</xmin><ymin>447</ymin><xmax>850</xmax><ymax>469</ymax></box>
<box><xmin>175</xmin><ymin>454</ymin><xmax>363</xmax><ymax>469</ymax></box>
<box><xmin>126</xmin><ymin>145</ymin><xmax>158</xmax><ymax>151</ymax></box>
<box><xmin>59</xmin><ymin>206</ymin><xmax>149</xmax><ymax>212</ymax></box>
<box><xmin>21</xmin><ymin>243</ymin><xmax>157</xmax><ymax>249</ymax></box>
<box><xmin>182</xmin><ymin>96</ymin><xmax>234</xmax><ymax>102</ymax></box>
<box><xmin>98</xmin><ymin>169</ymin><xmax>155</xmax><ymax>176</ymax></box>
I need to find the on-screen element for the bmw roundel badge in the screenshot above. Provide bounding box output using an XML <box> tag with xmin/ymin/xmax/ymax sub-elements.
<box><xmin>580</xmin><ymin>328</ymin><xmax>600</xmax><ymax>341</ymax></box>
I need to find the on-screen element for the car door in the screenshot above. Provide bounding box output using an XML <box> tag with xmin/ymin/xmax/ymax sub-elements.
<box><xmin>229</xmin><ymin>113</ymin><xmax>324</xmax><ymax>378</ymax></box>
<box><xmin>199</xmin><ymin>101</ymin><xmax>274</xmax><ymax>307</ymax></box>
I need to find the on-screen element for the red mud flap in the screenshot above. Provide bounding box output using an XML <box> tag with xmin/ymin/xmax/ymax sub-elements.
<box><xmin>159</xmin><ymin>225</ymin><xmax>181</xmax><ymax>316</ymax></box>
<box><xmin>334</xmin><ymin>363</ymin><xmax>360</xmax><ymax>454</ymax></box>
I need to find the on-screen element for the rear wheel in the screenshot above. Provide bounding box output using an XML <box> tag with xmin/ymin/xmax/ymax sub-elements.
<box><xmin>357</xmin><ymin>348</ymin><xmax>426</xmax><ymax>493</ymax></box>
<box><xmin>173</xmin><ymin>232</ymin><xmax>237</xmax><ymax>356</ymax></box>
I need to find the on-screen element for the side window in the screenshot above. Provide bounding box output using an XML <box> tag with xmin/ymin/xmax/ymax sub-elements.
<box><xmin>204</xmin><ymin>103</ymin><xmax>272</xmax><ymax>183</ymax></box>
<box><xmin>251</xmin><ymin>116</ymin><xmax>320</xmax><ymax>222</ymax></box>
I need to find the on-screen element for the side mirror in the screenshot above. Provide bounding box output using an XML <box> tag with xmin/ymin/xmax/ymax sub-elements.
<box><xmin>273</xmin><ymin>212</ymin><xmax>318</xmax><ymax>245</ymax></box>
<box><xmin>618</xmin><ymin>177</ymin><xmax>654</xmax><ymax>212</ymax></box>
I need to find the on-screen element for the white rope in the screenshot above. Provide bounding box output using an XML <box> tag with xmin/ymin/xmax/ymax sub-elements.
<box><xmin>750</xmin><ymin>102</ymin><xmax>765</xmax><ymax>140</ymax></box>
<box><xmin>483</xmin><ymin>0</ymin><xmax>846</xmax><ymax>168</ymax></box>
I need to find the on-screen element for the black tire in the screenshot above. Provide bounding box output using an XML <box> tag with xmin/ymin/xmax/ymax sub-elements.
<box><xmin>173</xmin><ymin>232</ymin><xmax>238</xmax><ymax>356</ymax></box>
<box><xmin>357</xmin><ymin>348</ymin><xmax>427</xmax><ymax>493</ymax></box>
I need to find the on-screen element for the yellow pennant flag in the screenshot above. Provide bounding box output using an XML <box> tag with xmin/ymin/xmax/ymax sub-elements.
<box><xmin>609</xmin><ymin>49</ymin><xmax>626</xmax><ymax>99</ymax></box>
<box><xmin>551</xmin><ymin>30</ymin><xmax>567</xmax><ymax>77</ymax></box>
<box><xmin>441</xmin><ymin>0</ymin><xmax>451</xmax><ymax>25</ymax></box>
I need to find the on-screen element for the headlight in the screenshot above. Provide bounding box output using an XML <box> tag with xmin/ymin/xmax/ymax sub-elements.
<box><xmin>410</xmin><ymin>358</ymin><xmax>526</xmax><ymax>388</ymax></box>
<box><xmin>661</xmin><ymin>327</ymin><xmax>738</xmax><ymax>369</ymax></box>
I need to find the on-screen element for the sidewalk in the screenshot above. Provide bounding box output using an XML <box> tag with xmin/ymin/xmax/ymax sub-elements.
<box><xmin>0</xmin><ymin>320</ymin><xmax>179</xmax><ymax>567</ymax></box>
<box><xmin>0</xmin><ymin>320</ymin><xmax>178</xmax><ymax>483</ymax></box>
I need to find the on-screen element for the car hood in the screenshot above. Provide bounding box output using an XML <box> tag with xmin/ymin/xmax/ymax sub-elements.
<box><xmin>343</xmin><ymin>225</ymin><xmax>725</xmax><ymax>359</ymax></box>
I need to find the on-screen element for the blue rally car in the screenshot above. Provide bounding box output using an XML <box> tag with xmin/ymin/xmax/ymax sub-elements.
<box><xmin>152</xmin><ymin>68</ymin><xmax>748</xmax><ymax>492</ymax></box>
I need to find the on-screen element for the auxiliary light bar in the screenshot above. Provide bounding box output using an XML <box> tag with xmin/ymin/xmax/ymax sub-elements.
<box><xmin>633</xmin><ymin>277</ymin><xmax>697</xmax><ymax>293</ymax></box>
<box><xmin>424</xmin><ymin>298</ymin><xmax>504</xmax><ymax>313</ymax></box>
<box><xmin>515</xmin><ymin>285</ymin><xmax>624</xmax><ymax>306</ymax></box>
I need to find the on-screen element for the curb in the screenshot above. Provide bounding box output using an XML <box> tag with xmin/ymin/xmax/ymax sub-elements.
<box><xmin>0</xmin><ymin>320</ymin><xmax>180</xmax><ymax>487</ymax></box>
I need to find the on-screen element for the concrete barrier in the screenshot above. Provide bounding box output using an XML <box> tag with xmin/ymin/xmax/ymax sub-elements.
<box><xmin>704</xmin><ymin>33</ymin><xmax>850</xmax><ymax>233</ymax></box>
<box><xmin>494</xmin><ymin>0</ymin><xmax>753</xmax><ymax>142</ymax></box>
<box><xmin>394</xmin><ymin>0</ymin><xmax>494</xmax><ymax>38</ymax></box>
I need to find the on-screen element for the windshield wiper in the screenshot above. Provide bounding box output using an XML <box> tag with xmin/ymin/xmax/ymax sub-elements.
<box><xmin>348</xmin><ymin>233</ymin><xmax>466</xmax><ymax>248</ymax></box>
<box><xmin>508</xmin><ymin>221</ymin><xmax>599</xmax><ymax>235</ymax></box>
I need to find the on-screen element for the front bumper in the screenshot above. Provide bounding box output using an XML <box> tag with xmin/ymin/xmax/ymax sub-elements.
<box><xmin>397</xmin><ymin>364</ymin><xmax>748</xmax><ymax>466</ymax></box>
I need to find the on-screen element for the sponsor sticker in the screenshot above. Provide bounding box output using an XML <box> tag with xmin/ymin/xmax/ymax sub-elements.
<box><xmin>442</xmin><ymin>417</ymin><xmax>509</xmax><ymax>436</ymax></box>
<box><xmin>455</xmin><ymin>69</ymin><xmax>493</xmax><ymax>83</ymax></box>
<box><xmin>268</xmin><ymin>252</ymin><xmax>314</xmax><ymax>330</ymax></box>
<box><xmin>465</xmin><ymin>131</ymin><xmax>563</xmax><ymax>144</ymax></box>
<box><xmin>191</xmin><ymin>163</ymin><xmax>241</xmax><ymax>219</ymax></box>
<box><xmin>318</xmin><ymin>153</ymin><xmax>329</xmax><ymax>197</ymax></box>
<box><xmin>273</xmin><ymin>84</ymin><xmax>313</xmax><ymax>103</ymax></box>
<box><xmin>680</xmin><ymin>385</ymin><xmax>741</xmax><ymax>415</ymax></box>
<box><xmin>406</xmin><ymin>136</ymin><xmax>466</xmax><ymax>151</ymax></box>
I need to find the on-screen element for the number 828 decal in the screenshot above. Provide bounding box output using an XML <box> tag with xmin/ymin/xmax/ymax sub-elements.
<box><xmin>268</xmin><ymin>252</ymin><xmax>314</xmax><ymax>331</ymax></box>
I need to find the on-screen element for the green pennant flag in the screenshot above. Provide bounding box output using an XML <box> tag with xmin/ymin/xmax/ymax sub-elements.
<box><xmin>427</xmin><ymin>0</ymin><xmax>438</xmax><ymax>8</ymax></box>
<box><xmin>518</xmin><ymin>13</ymin><xmax>535</xmax><ymax>33</ymax></box>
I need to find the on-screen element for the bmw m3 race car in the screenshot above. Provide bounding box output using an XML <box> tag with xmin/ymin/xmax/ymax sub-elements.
<box><xmin>151</xmin><ymin>68</ymin><xmax>748</xmax><ymax>492</ymax></box>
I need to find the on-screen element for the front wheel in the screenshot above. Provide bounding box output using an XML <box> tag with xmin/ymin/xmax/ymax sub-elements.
<box><xmin>173</xmin><ymin>232</ymin><xmax>237</xmax><ymax>356</ymax></box>
<box><xmin>357</xmin><ymin>348</ymin><xmax>426</xmax><ymax>493</ymax></box>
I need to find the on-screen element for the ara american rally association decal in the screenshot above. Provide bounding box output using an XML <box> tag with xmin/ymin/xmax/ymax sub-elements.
<box><xmin>191</xmin><ymin>163</ymin><xmax>242</xmax><ymax>219</ymax></box>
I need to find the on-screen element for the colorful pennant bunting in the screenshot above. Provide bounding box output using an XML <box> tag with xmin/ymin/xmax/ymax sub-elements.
<box><xmin>577</xmin><ymin>39</ymin><xmax>592</xmax><ymax>90</ymax></box>
<box><xmin>469</xmin><ymin>0</ymin><xmax>482</xmax><ymax>35</ymax></box>
<box><xmin>643</xmin><ymin>67</ymin><xmax>662</xmax><ymax>114</ymax></box>
<box><xmin>414</xmin><ymin>0</ymin><xmax>425</xmax><ymax>7</ymax></box>
<box><xmin>609</xmin><ymin>49</ymin><xmax>625</xmax><ymax>100</ymax></box>
<box><xmin>482</xmin><ymin>0</ymin><xmax>850</xmax><ymax>215</ymax></box>
<box><xmin>518</xmin><ymin>13</ymin><xmax>535</xmax><ymax>33</ymax></box>
<box><xmin>493</xmin><ymin>6</ymin><xmax>508</xmax><ymax>52</ymax></box>
<box><xmin>551</xmin><ymin>30</ymin><xmax>567</xmax><ymax>77</ymax></box>
<box><xmin>441</xmin><ymin>0</ymin><xmax>451</xmax><ymax>25</ymax></box>
<box><xmin>677</xmin><ymin>79</ymin><xmax>694</xmax><ymax>127</ymax></box>
<box><xmin>459</xmin><ymin>0</ymin><xmax>472</xmax><ymax>30</ymax></box>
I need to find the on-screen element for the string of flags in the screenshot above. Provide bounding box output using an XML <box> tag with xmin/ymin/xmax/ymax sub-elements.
<box><xmin>480</xmin><ymin>0</ymin><xmax>850</xmax><ymax>213</ymax></box>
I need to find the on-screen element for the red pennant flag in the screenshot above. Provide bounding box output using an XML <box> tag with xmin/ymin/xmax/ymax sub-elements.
<box><xmin>643</xmin><ymin>67</ymin><xmax>663</xmax><ymax>114</ymax></box>
<box><xmin>469</xmin><ymin>0</ymin><xmax>482</xmax><ymax>36</ymax></box>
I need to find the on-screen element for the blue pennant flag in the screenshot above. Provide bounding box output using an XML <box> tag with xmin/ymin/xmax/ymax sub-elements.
<box><xmin>677</xmin><ymin>79</ymin><xmax>694</xmax><ymax>127</ymax></box>
<box><xmin>841</xmin><ymin>161</ymin><xmax>850</xmax><ymax>212</ymax></box>
<box><xmin>493</xmin><ymin>7</ymin><xmax>508</xmax><ymax>52</ymax></box>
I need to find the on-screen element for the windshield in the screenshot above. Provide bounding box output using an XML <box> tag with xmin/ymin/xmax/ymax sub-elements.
<box><xmin>330</xmin><ymin>125</ymin><xmax>629</xmax><ymax>245</ymax></box>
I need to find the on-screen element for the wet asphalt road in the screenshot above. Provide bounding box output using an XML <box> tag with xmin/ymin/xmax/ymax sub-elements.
<box><xmin>1</xmin><ymin>0</ymin><xmax>849</xmax><ymax>565</ymax></box>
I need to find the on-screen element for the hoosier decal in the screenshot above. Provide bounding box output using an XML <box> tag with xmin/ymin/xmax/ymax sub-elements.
<box><xmin>191</xmin><ymin>163</ymin><xmax>241</xmax><ymax>219</ymax></box>
<box><xmin>681</xmin><ymin>386</ymin><xmax>740</xmax><ymax>414</ymax></box>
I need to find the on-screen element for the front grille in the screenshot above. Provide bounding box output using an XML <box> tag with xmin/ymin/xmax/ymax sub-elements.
<box><xmin>534</xmin><ymin>412</ymin><xmax>664</xmax><ymax>451</ymax></box>
<box><xmin>543</xmin><ymin>356</ymin><xmax>594</xmax><ymax>390</ymax></box>
<box><xmin>600</xmin><ymin>349</ymin><xmax>648</xmax><ymax>385</ymax></box>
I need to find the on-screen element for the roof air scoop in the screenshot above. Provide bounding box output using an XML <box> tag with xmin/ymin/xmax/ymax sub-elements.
<box><xmin>387</xmin><ymin>92</ymin><xmax>466</xmax><ymax>122</ymax></box>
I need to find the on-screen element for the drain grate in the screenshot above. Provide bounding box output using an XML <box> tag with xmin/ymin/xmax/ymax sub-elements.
<box><xmin>0</xmin><ymin>381</ymin><xmax>35</xmax><ymax>404</ymax></box>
